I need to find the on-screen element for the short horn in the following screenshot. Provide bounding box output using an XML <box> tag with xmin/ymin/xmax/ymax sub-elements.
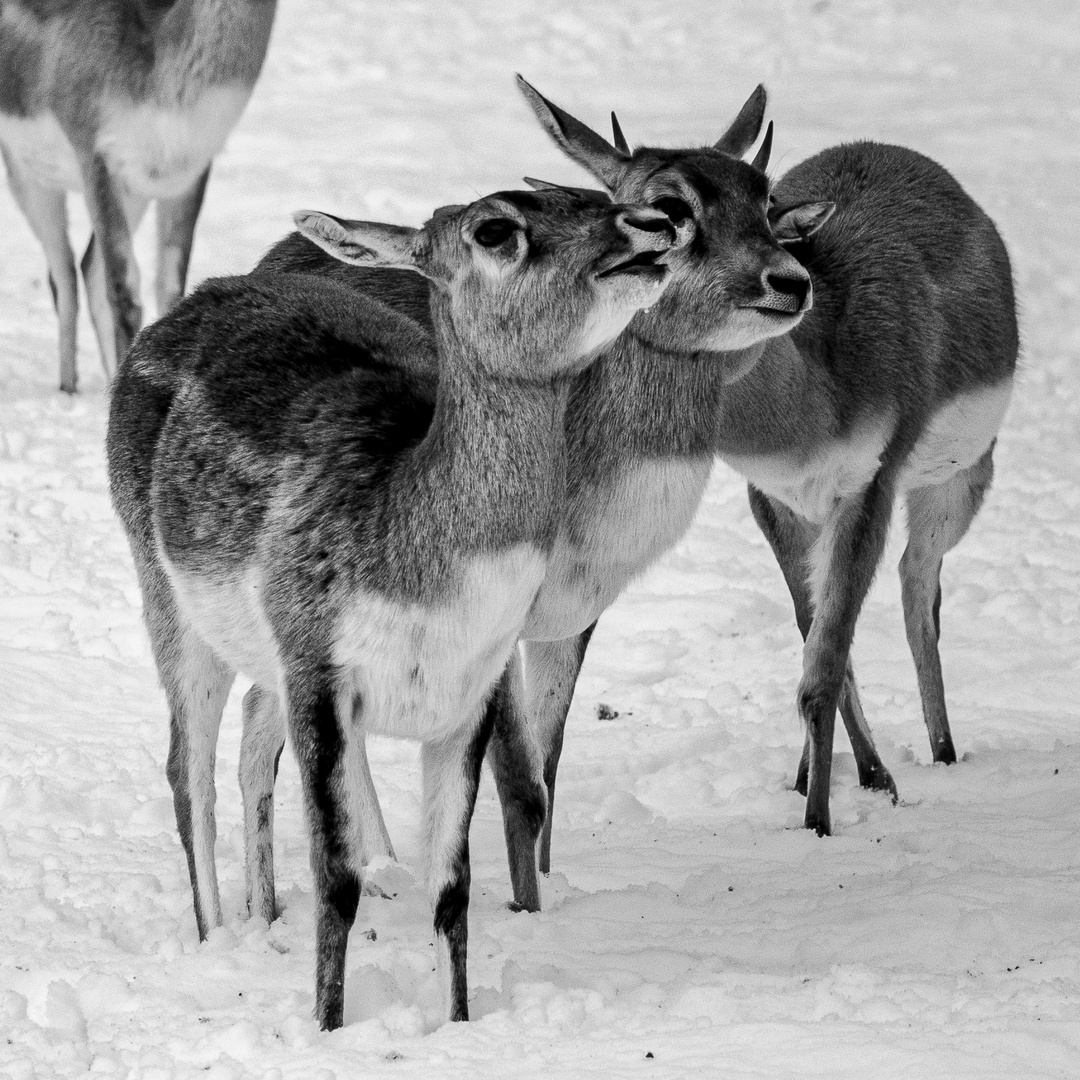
<box><xmin>611</xmin><ymin>112</ymin><xmax>630</xmax><ymax>154</ymax></box>
<box><xmin>751</xmin><ymin>120</ymin><xmax>773</xmax><ymax>172</ymax></box>
<box><xmin>523</xmin><ymin>176</ymin><xmax>561</xmax><ymax>191</ymax></box>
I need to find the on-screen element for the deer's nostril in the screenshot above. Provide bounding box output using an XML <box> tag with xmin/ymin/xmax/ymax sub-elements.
<box><xmin>767</xmin><ymin>273</ymin><xmax>810</xmax><ymax>309</ymax></box>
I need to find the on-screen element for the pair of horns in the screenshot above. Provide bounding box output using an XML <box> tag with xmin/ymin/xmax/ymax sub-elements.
<box><xmin>608</xmin><ymin>112</ymin><xmax>774</xmax><ymax>172</ymax></box>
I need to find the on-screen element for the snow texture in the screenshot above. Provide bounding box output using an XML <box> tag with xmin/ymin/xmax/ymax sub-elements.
<box><xmin>1</xmin><ymin>1</ymin><xmax>1078</xmax><ymax>1077</ymax></box>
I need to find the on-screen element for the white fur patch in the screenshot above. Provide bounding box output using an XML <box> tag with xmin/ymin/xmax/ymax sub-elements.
<box><xmin>159</xmin><ymin>555</ymin><xmax>283</xmax><ymax>691</ymax></box>
<box><xmin>96</xmin><ymin>85</ymin><xmax>254</xmax><ymax>198</ymax></box>
<box><xmin>0</xmin><ymin>112</ymin><xmax>83</xmax><ymax>190</ymax></box>
<box><xmin>334</xmin><ymin>545</ymin><xmax>547</xmax><ymax>742</ymax></box>
<box><xmin>723</xmin><ymin>417</ymin><xmax>895</xmax><ymax>526</ymax></box>
<box><xmin>898</xmin><ymin>379</ymin><xmax>1013</xmax><ymax>491</ymax></box>
<box><xmin>522</xmin><ymin>456</ymin><xmax>713</xmax><ymax>640</ymax></box>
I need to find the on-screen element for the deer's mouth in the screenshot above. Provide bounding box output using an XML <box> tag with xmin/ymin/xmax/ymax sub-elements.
<box><xmin>596</xmin><ymin>249</ymin><xmax>669</xmax><ymax>281</ymax></box>
<box><xmin>747</xmin><ymin>295</ymin><xmax>807</xmax><ymax>315</ymax></box>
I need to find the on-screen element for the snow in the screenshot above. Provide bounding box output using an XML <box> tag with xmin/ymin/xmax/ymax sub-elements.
<box><xmin>1</xmin><ymin>0</ymin><xmax>1078</xmax><ymax>1077</ymax></box>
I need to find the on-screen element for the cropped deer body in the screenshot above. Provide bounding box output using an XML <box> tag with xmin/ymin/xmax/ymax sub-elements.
<box><xmin>107</xmin><ymin>187</ymin><xmax>676</xmax><ymax>1028</ymax></box>
<box><xmin>0</xmin><ymin>0</ymin><xmax>276</xmax><ymax>391</ymax></box>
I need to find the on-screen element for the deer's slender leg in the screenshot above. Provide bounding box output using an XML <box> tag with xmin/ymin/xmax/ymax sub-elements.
<box><xmin>288</xmin><ymin>677</ymin><xmax>361</xmax><ymax>1032</ymax></box>
<box><xmin>1</xmin><ymin>148</ymin><xmax>80</xmax><ymax>392</ymax></box>
<box><xmin>748</xmin><ymin>485</ymin><xmax>897</xmax><ymax>803</ymax></box>
<box><xmin>239</xmin><ymin>683</ymin><xmax>395</xmax><ymax>924</ymax></box>
<box><xmin>134</xmin><ymin>551</ymin><xmax>234</xmax><ymax>938</ymax></box>
<box><xmin>799</xmin><ymin>472</ymin><xmax>896</xmax><ymax>836</ymax></box>
<box><xmin>487</xmin><ymin>624</ymin><xmax>596</xmax><ymax>909</ymax></box>
<box><xmin>485</xmin><ymin>650</ymin><xmax>545</xmax><ymax>912</ymax></box>
<box><xmin>77</xmin><ymin>153</ymin><xmax>147</xmax><ymax>378</ymax></box>
<box><xmin>423</xmin><ymin>701</ymin><xmax>495</xmax><ymax>1023</ymax></box>
<box><xmin>155</xmin><ymin>164</ymin><xmax>211</xmax><ymax>316</ymax></box>
<box><xmin>900</xmin><ymin>444</ymin><xmax>995</xmax><ymax>765</ymax></box>
<box><xmin>239</xmin><ymin>684</ymin><xmax>286</xmax><ymax>925</ymax></box>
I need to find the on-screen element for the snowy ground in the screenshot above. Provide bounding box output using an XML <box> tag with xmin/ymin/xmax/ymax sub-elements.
<box><xmin>2</xmin><ymin>1</ymin><xmax>1079</xmax><ymax>1077</ymax></box>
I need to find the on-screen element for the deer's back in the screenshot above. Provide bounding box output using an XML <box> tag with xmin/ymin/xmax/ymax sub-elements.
<box><xmin>776</xmin><ymin>141</ymin><xmax>1018</xmax><ymax>410</ymax></box>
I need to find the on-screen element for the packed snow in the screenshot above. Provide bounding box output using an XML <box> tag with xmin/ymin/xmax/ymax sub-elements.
<box><xmin>1</xmin><ymin>1</ymin><xmax>1078</xmax><ymax>1077</ymax></box>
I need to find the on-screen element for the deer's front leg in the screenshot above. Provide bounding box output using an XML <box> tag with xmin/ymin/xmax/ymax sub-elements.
<box><xmin>288</xmin><ymin>679</ymin><xmax>361</xmax><ymax>1032</ymax></box>
<box><xmin>422</xmin><ymin>706</ymin><xmax>495</xmax><ymax>1023</ymax></box>
<box><xmin>801</xmin><ymin>473</ymin><xmax>896</xmax><ymax>836</ymax></box>
<box><xmin>747</xmin><ymin>484</ymin><xmax>897</xmax><ymax>803</ymax></box>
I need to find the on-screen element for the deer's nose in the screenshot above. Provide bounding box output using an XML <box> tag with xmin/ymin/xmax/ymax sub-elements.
<box><xmin>765</xmin><ymin>271</ymin><xmax>810</xmax><ymax>312</ymax></box>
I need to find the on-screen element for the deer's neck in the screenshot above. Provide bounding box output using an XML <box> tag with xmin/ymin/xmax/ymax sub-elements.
<box><xmin>404</xmin><ymin>323</ymin><xmax>571</xmax><ymax>556</ymax></box>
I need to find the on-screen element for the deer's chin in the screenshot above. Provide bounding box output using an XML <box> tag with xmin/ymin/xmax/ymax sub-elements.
<box><xmin>695</xmin><ymin>306</ymin><xmax>805</xmax><ymax>352</ymax></box>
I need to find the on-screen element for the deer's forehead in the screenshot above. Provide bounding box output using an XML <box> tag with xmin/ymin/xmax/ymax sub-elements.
<box><xmin>626</xmin><ymin>151</ymin><xmax>770</xmax><ymax>206</ymax></box>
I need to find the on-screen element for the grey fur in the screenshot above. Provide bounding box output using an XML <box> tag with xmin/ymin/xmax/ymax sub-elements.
<box><xmin>107</xmin><ymin>188</ymin><xmax>676</xmax><ymax>1029</ymax></box>
<box><xmin>0</xmin><ymin>0</ymin><xmax>276</xmax><ymax>390</ymax></box>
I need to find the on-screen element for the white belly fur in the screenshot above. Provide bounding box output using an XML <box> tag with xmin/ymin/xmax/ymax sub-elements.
<box><xmin>161</xmin><ymin>544</ymin><xmax>547</xmax><ymax>743</ymax></box>
<box><xmin>522</xmin><ymin>456</ymin><xmax>713</xmax><ymax>641</ymax></box>
<box><xmin>334</xmin><ymin>545</ymin><xmax>548</xmax><ymax>742</ymax></box>
<box><xmin>0</xmin><ymin>84</ymin><xmax>252</xmax><ymax>197</ymax></box>
<box><xmin>723</xmin><ymin>379</ymin><xmax>1013</xmax><ymax>523</ymax></box>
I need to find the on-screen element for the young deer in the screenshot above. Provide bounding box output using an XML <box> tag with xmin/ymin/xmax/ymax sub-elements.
<box><xmin>0</xmin><ymin>0</ymin><xmax>276</xmax><ymax>391</ymax></box>
<box><xmin>486</xmin><ymin>79</ymin><xmax>1017</xmax><ymax>872</ymax></box>
<box><xmin>107</xmin><ymin>187</ymin><xmax>676</xmax><ymax>1028</ymax></box>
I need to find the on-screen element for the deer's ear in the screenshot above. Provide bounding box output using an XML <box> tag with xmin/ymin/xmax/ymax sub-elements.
<box><xmin>714</xmin><ymin>84</ymin><xmax>767</xmax><ymax>157</ymax></box>
<box><xmin>769</xmin><ymin>200</ymin><xmax>836</xmax><ymax>242</ymax></box>
<box><xmin>517</xmin><ymin>74</ymin><xmax>630</xmax><ymax>191</ymax></box>
<box><xmin>293</xmin><ymin>210</ymin><xmax>424</xmax><ymax>272</ymax></box>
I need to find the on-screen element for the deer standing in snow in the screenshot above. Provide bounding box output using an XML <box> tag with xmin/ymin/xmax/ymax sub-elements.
<box><xmin>107</xmin><ymin>186</ymin><xmax>677</xmax><ymax>1028</ymax></box>
<box><xmin>0</xmin><ymin>0</ymin><xmax>276</xmax><ymax>391</ymax></box>
<box><xmin>486</xmin><ymin>79</ymin><xmax>1017</xmax><ymax>876</ymax></box>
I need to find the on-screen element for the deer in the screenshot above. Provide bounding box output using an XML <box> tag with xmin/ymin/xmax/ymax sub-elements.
<box><xmin>230</xmin><ymin>79</ymin><xmax>1017</xmax><ymax>918</ymax></box>
<box><xmin>106</xmin><ymin>185</ymin><xmax>678</xmax><ymax>1029</ymax></box>
<box><xmin>482</xmin><ymin>78</ymin><xmax>1017</xmax><ymax>882</ymax></box>
<box><xmin>0</xmin><ymin>0</ymin><xmax>276</xmax><ymax>392</ymax></box>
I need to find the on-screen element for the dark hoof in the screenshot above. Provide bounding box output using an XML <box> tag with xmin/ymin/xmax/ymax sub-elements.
<box><xmin>507</xmin><ymin>898</ymin><xmax>540</xmax><ymax>914</ymax></box>
<box><xmin>804</xmin><ymin>812</ymin><xmax>831</xmax><ymax>837</ymax></box>
<box><xmin>859</xmin><ymin>767</ymin><xmax>899</xmax><ymax>805</ymax></box>
<box><xmin>932</xmin><ymin>742</ymin><xmax>958</xmax><ymax>766</ymax></box>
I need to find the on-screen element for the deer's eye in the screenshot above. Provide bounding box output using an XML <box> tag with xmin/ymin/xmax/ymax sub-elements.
<box><xmin>651</xmin><ymin>196</ymin><xmax>693</xmax><ymax>224</ymax></box>
<box><xmin>473</xmin><ymin>218</ymin><xmax>519</xmax><ymax>247</ymax></box>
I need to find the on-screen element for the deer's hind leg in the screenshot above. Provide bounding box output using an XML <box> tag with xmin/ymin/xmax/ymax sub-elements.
<box><xmin>136</xmin><ymin>555</ymin><xmax>234</xmax><ymax>939</ymax></box>
<box><xmin>155</xmin><ymin>165</ymin><xmax>210</xmax><ymax>317</ymax></box>
<box><xmin>1</xmin><ymin>148</ymin><xmax>79</xmax><ymax>392</ymax></box>
<box><xmin>239</xmin><ymin>684</ymin><xmax>395</xmax><ymax>927</ymax></box>
<box><xmin>747</xmin><ymin>485</ymin><xmax>897</xmax><ymax>804</ymax></box>
<box><xmin>900</xmin><ymin>444</ymin><xmax>995</xmax><ymax>765</ymax></box>
<box><xmin>76</xmin><ymin>153</ymin><xmax>148</xmax><ymax>379</ymax></box>
<box><xmin>239</xmin><ymin>684</ymin><xmax>286</xmax><ymax>925</ymax></box>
